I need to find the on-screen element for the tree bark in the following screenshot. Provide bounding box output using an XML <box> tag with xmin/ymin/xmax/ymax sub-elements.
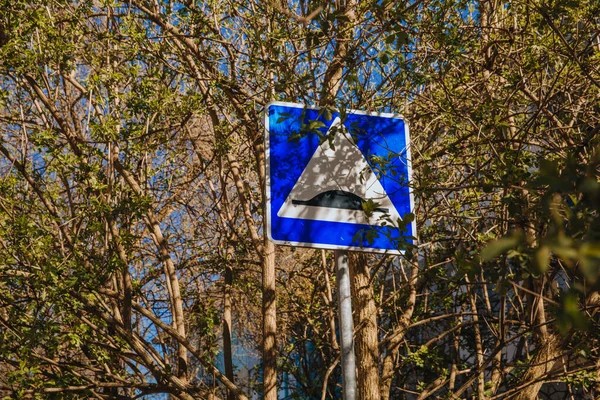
<box><xmin>466</xmin><ymin>276</ymin><xmax>486</xmax><ymax>398</ymax></box>
<box><xmin>380</xmin><ymin>259</ymin><xmax>418</xmax><ymax>400</ymax></box>
<box><xmin>514</xmin><ymin>278</ymin><xmax>560</xmax><ymax>400</ymax></box>
<box><xmin>321</xmin><ymin>250</ymin><xmax>339</xmax><ymax>351</ymax></box>
<box><xmin>224</xmin><ymin>265</ymin><xmax>235</xmax><ymax>400</ymax></box>
<box><xmin>262</xmin><ymin>240</ymin><xmax>277</xmax><ymax>400</ymax></box>
<box><xmin>513</xmin><ymin>333</ymin><xmax>561</xmax><ymax>400</ymax></box>
<box><xmin>349</xmin><ymin>253</ymin><xmax>381</xmax><ymax>400</ymax></box>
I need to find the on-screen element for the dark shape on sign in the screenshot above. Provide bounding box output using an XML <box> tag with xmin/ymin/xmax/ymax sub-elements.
<box><xmin>292</xmin><ymin>190</ymin><xmax>389</xmax><ymax>213</ymax></box>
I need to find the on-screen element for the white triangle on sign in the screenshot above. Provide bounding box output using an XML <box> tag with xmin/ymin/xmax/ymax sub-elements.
<box><xmin>277</xmin><ymin>117</ymin><xmax>401</xmax><ymax>225</ymax></box>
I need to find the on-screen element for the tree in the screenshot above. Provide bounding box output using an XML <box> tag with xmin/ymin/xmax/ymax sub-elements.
<box><xmin>0</xmin><ymin>0</ymin><xmax>599</xmax><ymax>399</ymax></box>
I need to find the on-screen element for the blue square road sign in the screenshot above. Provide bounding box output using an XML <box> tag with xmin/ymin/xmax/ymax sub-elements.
<box><xmin>265</xmin><ymin>101</ymin><xmax>415</xmax><ymax>254</ymax></box>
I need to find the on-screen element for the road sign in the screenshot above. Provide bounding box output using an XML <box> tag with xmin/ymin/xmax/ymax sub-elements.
<box><xmin>265</xmin><ymin>101</ymin><xmax>415</xmax><ymax>254</ymax></box>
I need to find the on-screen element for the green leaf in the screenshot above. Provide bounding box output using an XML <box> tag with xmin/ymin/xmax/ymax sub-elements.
<box><xmin>378</xmin><ymin>51</ymin><xmax>390</xmax><ymax>65</ymax></box>
<box><xmin>395</xmin><ymin>32</ymin><xmax>409</xmax><ymax>45</ymax></box>
<box><xmin>534</xmin><ymin>246</ymin><xmax>552</xmax><ymax>274</ymax></box>
<box><xmin>481</xmin><ymin>232</ymin><xmax>522</xmax><ymax>261</ymax></box>
<box><xmin>403</xmin><ymin>213</ymin><xmax>415</xmax><ymax>223</ymax></box>
<box><xmin>579</xmin><ymin>243</ymin><xmax>600</xmax><ymax>283</ymax></box>
<box><xmin>308</xmin><ymin>120</ymin><xmax>326</xmax><ymax>130</ymax></box>
<box><xmin>556</xmin><ymin>291</ymin><xmax>589</xmax><ymax>335</ymax></box>
<box><xmin>580</xmin><ymin>242</ymin><xmax>600</xmax><ymax>258</ymax></box>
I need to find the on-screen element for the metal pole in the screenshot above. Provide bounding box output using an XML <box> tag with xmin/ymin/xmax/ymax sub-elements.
<box><xmin>335</xmin><ymin>250</ymin><xmax>357</xmax><ymax>400</ymax></box>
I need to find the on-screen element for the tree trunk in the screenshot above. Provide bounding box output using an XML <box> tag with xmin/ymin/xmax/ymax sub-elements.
<box><xmin>513</xmin><ymin>333</ymin><xmax>561</xmax><ymax>400</ymax></box>
<box><xmin>224</xmin><ymin>264</ymin><xmax>235</xmax><ymax>400</ymax></box>
<box><xmin>350</xmin><ymin>253</ymin><xmax>381</xmax><ymax>400</ymax></box>
<box><xmin>262</xmin><ymin>240</ymin><xmax>277</xmax><ymax>400</ymax></box>
<box><xmin>466</xmin><ymin>276</ymin><xmax>486</xmax><ymax>398</ymax></box>
<box><xmin>380</xmin><ymin>258</ymin><xmax>418</xmax><ymax>399</ymax></box>
<box><xmin>514</xmin><ymin>279</ymin><xmax>560</xmax><ymax>400</ymax></box>
<box><xmin>321</xmin><ymin>250</ymin><xmax>339</xmax><ymax>351</ymax></box>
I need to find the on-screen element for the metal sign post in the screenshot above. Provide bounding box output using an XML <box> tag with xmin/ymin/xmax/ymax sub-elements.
<box><xmin>335</xmin><ymin>250</ymin><xmax>357</xmax><ymax>400</ymax></box>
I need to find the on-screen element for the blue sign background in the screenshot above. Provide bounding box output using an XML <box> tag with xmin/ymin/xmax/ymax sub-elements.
<box><xmin>266</xmin><ymin>102</ymin><xmax>415</xmax><ymax>253</ymax></box>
